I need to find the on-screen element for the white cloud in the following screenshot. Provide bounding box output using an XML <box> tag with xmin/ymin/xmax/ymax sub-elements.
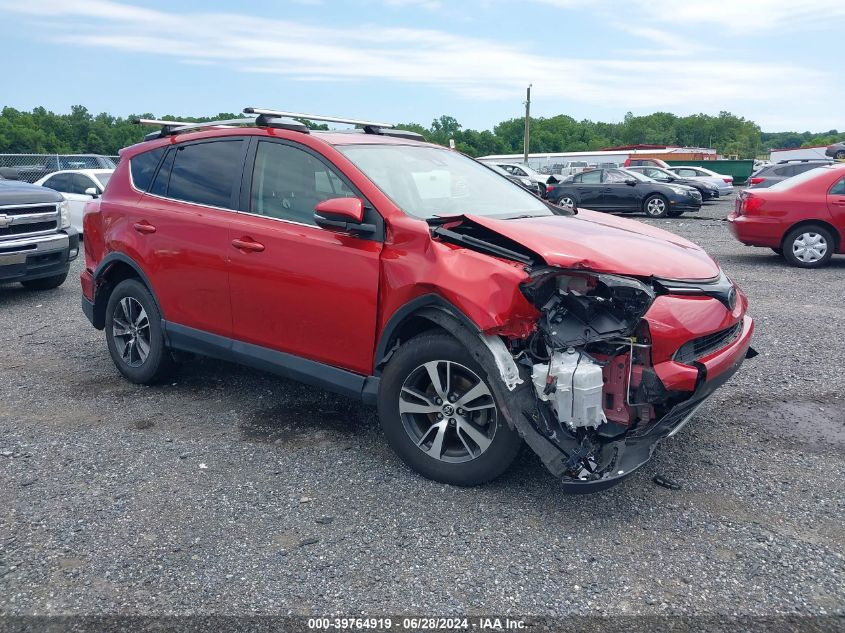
<box><xmin>629</xmin><ymin>0</ymin><xmax>845</xmax><ymax>32</ymax></box>
<box><xmin>0</xmin><ymin>0</ymin><xmax>837</xmax><ymax>128</ymax></box>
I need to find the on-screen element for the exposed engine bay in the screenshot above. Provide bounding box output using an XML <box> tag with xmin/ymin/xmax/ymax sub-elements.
<box><xmin>504</xmin><ymin>269</ymin><xmax>666</xmax><ymax>483</ymax></box>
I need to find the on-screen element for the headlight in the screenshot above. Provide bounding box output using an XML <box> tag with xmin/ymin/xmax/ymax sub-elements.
<box><xmin>59</xmin><ymin>200</ymin><xmax>70</xmax><ymax>229</ymax></box>
<box><xmin>670</xmin><ymin>186</ymin><xmax>688</xmax><ymax>195</ymax></box>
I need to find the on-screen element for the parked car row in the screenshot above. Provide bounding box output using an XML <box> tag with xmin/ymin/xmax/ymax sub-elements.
<box><xmin>747</xmin><ymin>158</ymin><xmax>835</xmax><ymax>189</ymax></box>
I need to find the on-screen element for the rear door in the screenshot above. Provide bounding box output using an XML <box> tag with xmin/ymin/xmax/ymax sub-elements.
<box><xmin>227</xmin><ymin>138</ymin><xmax>382</xmax><ymax>375</ymax></box>
<box><xmin>571</xmin><ymin>169</ymin><xmax>604</xmax><ymax>208</ymax></box>
<box><xmin>129</xmin><ymin>138</ymin><xmax>245</xmax><ymax>338</ymax></box>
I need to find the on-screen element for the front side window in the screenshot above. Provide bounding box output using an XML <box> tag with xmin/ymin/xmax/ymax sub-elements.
<box><xmin>338</xmin><ymin>144</ymin><xmax>550</xmax><ymax>220</ymax></box>
<box><xmin>69</xmin><ymin>174</ymin><xmax>96</xmax><ymax>195</ymax></box>
<box><xmin>604</xmin><ymin>170</ymin><xmax>629</xmax><ymax>183</ymax></box>
<box><xmin>167</xmin><ymin>140</ymin><xmax>243</xmax><ymax>209</ymax></box>
<box><xmin>95</xmin><ymin>172</ymin><xmax>112</xmax><ymax>188</ymax></box>
<box><xmin>250</xmin><ymin>141</ymin><xmax>355</xmax><ymax>225</ymax></box>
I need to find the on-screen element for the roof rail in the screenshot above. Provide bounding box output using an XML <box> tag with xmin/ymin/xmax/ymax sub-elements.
<box><xmin>132</xmin><ymin>117</ymin><xmax>257</xmax><ymax>141</ymax></box>
<box><xmin>133</xmin><ymin>110</ymin><xmax>426</xmax><ymax>142</ymax></box>
<box><xmin>244</xmin><ymin>107</ymin><xmax>394</xmax><ymax>129</ymax></box>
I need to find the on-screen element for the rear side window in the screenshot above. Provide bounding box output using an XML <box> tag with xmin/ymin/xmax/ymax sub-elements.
<box><xmin>830</xmin><ymin>178</ymin><xmax>845</xmax><ymax>195</ymax></box>
<box><xmin>130</xmin><ymin>147</ymin><xmax>166</xmax><ymax>192</ymax></box>
<box><xmin>575</xmin><ymin>170</ymin><xmax>602</xmax><ymax>183</ymax></box>
<box><xmin>42</xmin><ymin>173</ymin><xmax>71</xmax><ymax>192</ymax></box>
<box><xmin>167</xmin><ymin>140</ymin><xmax>244</xmax><ymax>209</ymax></box>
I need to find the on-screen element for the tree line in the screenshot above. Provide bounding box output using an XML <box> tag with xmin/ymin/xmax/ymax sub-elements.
<box><xmin>1</xmin><ymin>105</ymin><xmax>842</xmax><ymax>159</ymax></box>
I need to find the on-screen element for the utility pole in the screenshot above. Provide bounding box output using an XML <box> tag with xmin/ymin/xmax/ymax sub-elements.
<box><xmin>523</xmin><ymin>84</ymin><xmax>532</xmax><ymax>165</ymax></box>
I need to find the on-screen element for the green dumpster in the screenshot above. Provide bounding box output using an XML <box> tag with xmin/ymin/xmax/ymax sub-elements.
<box><xmin>665</xmin><ymin>159</ymin><xmax>755</xmax><ymax>185</ymax></box>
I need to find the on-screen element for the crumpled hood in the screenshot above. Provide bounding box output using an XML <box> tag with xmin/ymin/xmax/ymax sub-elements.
<box><xmin>465</xmin><ymin>209</ymin><xmax>721</xmax><ymax>281</ymax></box>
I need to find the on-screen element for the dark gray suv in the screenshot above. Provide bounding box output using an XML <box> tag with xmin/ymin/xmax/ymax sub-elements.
<box><xmin>747</xmin><ymin>159</ymin><xmax>834</xmax><ymax>189</ymax></box>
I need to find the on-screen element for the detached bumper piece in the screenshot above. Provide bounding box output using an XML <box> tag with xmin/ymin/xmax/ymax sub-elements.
<box><xmin>0</xmin><ymin>229</ymin><xmax>77</xmax><ymax>283</ymax></box>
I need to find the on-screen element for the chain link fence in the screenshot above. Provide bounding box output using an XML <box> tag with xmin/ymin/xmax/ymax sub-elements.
<box><xmin>0</xmin><ymin>154</ymin><xmax>119</xmax><ymax>183</ymax></box>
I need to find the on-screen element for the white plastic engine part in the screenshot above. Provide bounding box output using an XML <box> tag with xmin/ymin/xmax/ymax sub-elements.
<box><xmin>531</xmin><ymin>349</ymin><xmax>607</xmax><ymax>429</ymax></box>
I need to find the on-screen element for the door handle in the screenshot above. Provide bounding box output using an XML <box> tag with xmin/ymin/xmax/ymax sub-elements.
<box><xmin>231</xmin><ymin>237</ymin><xmax>265</xmax><ymax>253</ymax></box>
<box><xmin>133</xmin><ymin>221</ymin><xmax>156</xmax><ymax>234</ymax></box>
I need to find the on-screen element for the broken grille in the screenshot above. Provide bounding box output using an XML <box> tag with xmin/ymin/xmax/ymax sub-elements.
<box><xmin>673</xmin><ymin>322</ymin><xmax>742</xmax><ymax>364</ymax></box>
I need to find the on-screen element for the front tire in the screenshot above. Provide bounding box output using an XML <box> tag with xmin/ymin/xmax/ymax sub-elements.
<box><xmin>20</xmin><ymin>272</ymin><xmax>68</xmax><ymax>290</ymax></box>
<box><xmin>377</xmin><ymin>333</ymin><xmax>521</xmax><ymax>486</ymax></box>
<box><xmin>782</xmin><ymin>225</ymin><xmax>834</xmax><ymax>268</ymax></box>
<box><xmin>643</xmin><ymin>194</ymin><xmax>669</xmax><ymax>218</ymax></box>
<box><xmin>105</xmin><ymin>279</ymin><xmax>174</xmax><ymax>384</ymax></box>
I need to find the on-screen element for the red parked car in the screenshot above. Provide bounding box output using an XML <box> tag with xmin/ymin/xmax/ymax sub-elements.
<box><xmin>81</xmin><ymin>108</ymin><xmax>755</xmax><ymax>492</ymax></box>
<box><xmin>729</xmin><ymin>164</ymin><xmax>845</xmax><ymax>268</ymax></box>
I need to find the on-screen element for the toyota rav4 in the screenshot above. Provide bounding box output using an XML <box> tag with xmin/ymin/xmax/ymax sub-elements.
<box><xmin>80</xmin><ymin>108</ymin><xmax>755</xmax><ymax>492</ymax></box>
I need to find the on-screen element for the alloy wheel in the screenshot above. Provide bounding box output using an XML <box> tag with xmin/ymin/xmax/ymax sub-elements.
<box><xmin>791</xmin><ymin>232</ymin><xmax>828</xmax><ymax>264</ymax></box>
<box><xmin>111</xmin><ymin>297</ymin><xmax>151</xmax><ymax>367</ymax></box>
<box><xmin>559</xmin><ymin>196</ymin><xmax>575</xmax><ymax>210</ymax></box>
<box><xmin>398</xmin><ymin>360</ymin><xmax>498</xmax><ymax>463</ymax></box>
<box><xmin>646</xmin><ymin>197</ymin><xmax>667</xmax><ymax>216</ymax></box>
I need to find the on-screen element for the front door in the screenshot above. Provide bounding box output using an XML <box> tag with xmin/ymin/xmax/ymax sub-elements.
<box><xmin>228</xmin><ymin>139</ymin><xmax>382</xmax><ymax>376</ymax></box>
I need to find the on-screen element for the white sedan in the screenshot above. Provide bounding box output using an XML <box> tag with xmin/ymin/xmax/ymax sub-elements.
<box><xmin>666</xmin><ymin>166</ymin><xmax>734</xmax><ymax>196</ymax></box>
<box><xmin>35</xmin><ymin>169</ymin><xmax>113</xmax><ymax>233</ymax></box>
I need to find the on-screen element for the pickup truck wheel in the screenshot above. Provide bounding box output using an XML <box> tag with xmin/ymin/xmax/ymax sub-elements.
<box><xmin>377</xmin><ymin>332</ymin><xmax>521</xmax><ymax>486</ymax></box>
<box><xmin>105</xmin><ymin>279</ymin><xmax>174</xmax><ymax>384</ymax></box>
<box><xmin>20</xmin><ymin>272</ymin><xmax>67</xmax><ymax>290</ymax></box>
<box><xmin>643</xmin><ymin>194</ymin><xmax>669</xmax><ymax>218</ymax></box>
<box><xmin>782</xmin><ymin>225</ymin><xmax>834</xmax><ymax>268</ymax></box>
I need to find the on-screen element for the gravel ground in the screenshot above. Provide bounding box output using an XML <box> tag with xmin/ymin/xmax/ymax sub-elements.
<box><xmin>1</xmin><ymin>192</ymin><xmax>843</xmax><ymax>618</ymax></box>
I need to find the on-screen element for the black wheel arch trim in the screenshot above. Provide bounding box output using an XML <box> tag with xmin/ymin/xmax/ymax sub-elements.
<box><xmin>373</xmin><ymin>294</ymin><xmax>482</xmax><ymax>375</ymax></box>
<box><xmin>88</xmin><ymin>252</ymin><xmax>163</xmax><ymax>330</ymax></box>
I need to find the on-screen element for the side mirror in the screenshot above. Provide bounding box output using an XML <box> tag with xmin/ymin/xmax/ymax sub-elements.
<box><xmin>314</xmin><ymin>197</ymin><xmax>375</xmax><ymax>235</ymax></box>
<box><xmin>666</xmin><ymin>176</ymin><xmax>676</xmax><ymax>182</ymax></box>
<box><xmin>625</xmin><ymin>179</ymin><xmax>638</xmax><ymax>186</ymax></box>
<box><xmin>84</xmin><ymin>187</ymin><xmax>100</xmax><ymax>198</ymax></box>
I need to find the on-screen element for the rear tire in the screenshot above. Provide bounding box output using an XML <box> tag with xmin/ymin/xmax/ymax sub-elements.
<box><xmin>20</xmin><ymin>272</ymin><xmax>67</xmax><ymax>290</ymax></box>
<box><xmin>105</xmin><ymin>279</ymin><xmax>174</xmax><ymax>384</ymax></box>
<box><xmin>835</xmin><ymin>150</ymin><xmax>845</xmax><ymax>160</ymax></box>
<box><xmin>643</xmin><ymin>194</ymin><xmax>669</xmax><ymax>218</ymax></box>
<box><xmin>782</xmin><ymin>225</ymin><xmax>834</xmax><ymax>268</ymax></box>
<box><xmin>557</xmin><ymin>195</ymin><xmax>577</xmax><ymax>211</ymax></box>
<box><xmin>377</xmin><ymin>332</ymin><xmax>521</xmax><ymax>486</ymax></box>
<box><xmin>770</xmin><ymin>247</ymin><xmax>783</xmax><ymax>255</ymax></box>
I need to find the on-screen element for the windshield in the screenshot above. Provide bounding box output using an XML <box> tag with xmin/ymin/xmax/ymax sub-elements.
<box><xmin>767</xmin><ymin>167</ymin><xmax>830</xmax><ymax>191</ymax></box>
<box><xmin>338</xmin><ymin>145</ymin><xmax>550</xmax><ymax>219</ymax></box>
<box><xmin>95</xmin><ymin>172</ymin><xmax>112</xmax><ymax>188</ymax></box>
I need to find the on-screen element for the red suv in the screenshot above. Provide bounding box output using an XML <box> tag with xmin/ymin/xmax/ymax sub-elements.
<box><xmin>81</xmin><ymin>109</ymin><xmax>755</xmax><ymax>492</ymax></box>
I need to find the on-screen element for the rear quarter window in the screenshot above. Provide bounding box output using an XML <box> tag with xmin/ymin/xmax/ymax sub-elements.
<box><xmin>130</xmin><ymin>147</ymin><xmax>166</xmax><ymax>192</ymax></box>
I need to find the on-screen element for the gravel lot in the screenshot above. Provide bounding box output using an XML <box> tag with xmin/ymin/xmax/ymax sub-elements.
<box><xmin>1</xmin><ymin>193</ymin><xmax>843</xmax><ymax>618</ymax></box>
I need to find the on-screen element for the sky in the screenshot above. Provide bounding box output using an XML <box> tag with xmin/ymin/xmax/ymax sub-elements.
<box><xmin>0</xmin><ymin>0</ymin><xmax>842</xmax><ymax>133</ymax></box>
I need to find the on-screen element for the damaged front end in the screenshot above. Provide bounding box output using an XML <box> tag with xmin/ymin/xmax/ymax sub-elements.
<box><xmin>426</xmin><ymin>215</ymin><xmax>754</xmax><ymax>491</ymax></box>
<box><xmin>489</xmin><ymin>267</ymin><xmax>753</xmax><ymax>492</ymax></box>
